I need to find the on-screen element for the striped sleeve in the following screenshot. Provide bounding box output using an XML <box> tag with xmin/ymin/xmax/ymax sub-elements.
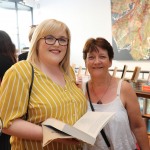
<box><xmin>0</xmin><ymin>61</ymin><xmax>32</xmax><ymax>128</ymax></box>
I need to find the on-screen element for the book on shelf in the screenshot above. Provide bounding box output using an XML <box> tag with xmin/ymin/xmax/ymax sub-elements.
<box><xmin>147</xmin><ymin>119</ymin><xmax>150</xmax><ymax>134</ymax></box>
<box><xmin>138</xmin><ymin>97</ymin><xmax>147</xmax><ymax>115</ymax></box>
<box><xmin>143</xmin><ymin>99</ymin><xmax>147</xmax><ymax>115</ymax></box>
<box><xmin>138</xmin><ymin>98</ymin><xmax>144</xmax><ymax>114</ymax></box>
<box><xmin>147</xmin><ymin>72</ymin><xmax>150</xmax><ymax>85</ymax></box>
<box><xmin>142</xmin><ymin>85</ymin><xmax>150</xmax><ymax>92</ymax></box>
<box><xmin>42</xmin><ymin>111</ymin><xmax>115</xmax><ymax>147</ymax></box>
<box><xmin>146</xmin><ymin>99</ymin><xmax>150</xmax><ymax>114</ymax></box>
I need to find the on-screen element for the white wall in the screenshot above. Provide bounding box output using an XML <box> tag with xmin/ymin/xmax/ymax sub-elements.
<box><xmin>33</xmin><ymin>0</ymin><xmax>150</xmax><ymax>74</ymax></box>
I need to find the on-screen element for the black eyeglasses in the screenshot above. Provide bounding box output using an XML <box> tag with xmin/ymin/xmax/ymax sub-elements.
<box><xmin>41</xmin><ymin>35</ymin><xmax>69</xmax><ymax>46</ymax></box>
<box><xmin>0</xmin><ymin>118</ymin><xmax>3</xmax><ymax>136</ymax></box>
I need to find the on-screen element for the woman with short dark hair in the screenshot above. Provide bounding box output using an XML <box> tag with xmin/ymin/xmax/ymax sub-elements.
<box><xmin>82</xmin><ymin>37</ymin><xmax>149</xmax><ymax>150</ymax></box>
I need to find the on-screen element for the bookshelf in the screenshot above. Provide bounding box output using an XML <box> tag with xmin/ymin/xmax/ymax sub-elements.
<box><xmin>136</xmin><ymin>90</ymin><xmax>150</xmax><ymax>99</ymax></box>
<box><xmin>136</xmin><ymin>90</ymin><xmax>150</xmax><ymax>137</ymax></box>
<box><xmin>142</xmin><ymin>114</ymin><xmax>150</xmax><ymax>119</ymax></box>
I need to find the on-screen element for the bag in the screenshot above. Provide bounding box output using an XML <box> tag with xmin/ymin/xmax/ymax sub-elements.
<box><xmin>86</xmin><ymin>82</ymin><xmax>110</xmax><ymax>148</ymax></box>
<box><xmin>24</xmin><ymin>63</ymin><xmax>34</xmax><ymax>120</ymax></box>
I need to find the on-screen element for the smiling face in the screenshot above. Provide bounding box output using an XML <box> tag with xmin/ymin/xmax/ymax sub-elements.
<box><xmin>83</xmin><ymin>37</ymin><xmax>114</xmax><ymax>77</ymax></box>
<box><xmin>85</xmin><ymin>47</ymin><xmax>112</xmax><ymax>77</ymax></box>
<box><xmin>28</xmin><ymin>19</ymin><xmax>71</xmax><ymax>75</ymax></box>
<box><xmin>38</xmin><ymin>29</ymin><xmax>68</xmax><ymax>66</ymax></box>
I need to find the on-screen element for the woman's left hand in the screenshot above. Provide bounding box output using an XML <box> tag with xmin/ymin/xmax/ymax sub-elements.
<box><xmin>55</xmin><ymin>138</ymin><xmax>82</xmax><ymax>145</ymax></box>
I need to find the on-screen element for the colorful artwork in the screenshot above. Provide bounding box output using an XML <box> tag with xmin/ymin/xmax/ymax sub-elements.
<box><xmin>111</xmin><ymin>0</ymin><xmax>150</xmax><ymax>60</ymax></box>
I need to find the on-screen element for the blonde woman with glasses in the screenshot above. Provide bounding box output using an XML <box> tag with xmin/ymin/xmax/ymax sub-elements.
<box><xmin>0</xmin><ymin>19</ymin><xmax>87</xmax><ymax>150</ymax></box>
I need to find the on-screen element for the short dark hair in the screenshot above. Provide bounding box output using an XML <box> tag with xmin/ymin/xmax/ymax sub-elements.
<box><xmin>83</xmin><ymin>37</ymin><xmax>114</xmax><ymax>61</ymax></box>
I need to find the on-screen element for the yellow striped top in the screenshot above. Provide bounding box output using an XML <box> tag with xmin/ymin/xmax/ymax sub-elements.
<box><xmin>0</xmin><ymin>60</ymin><xmax>87</xmax><ymax>150</ymax></box>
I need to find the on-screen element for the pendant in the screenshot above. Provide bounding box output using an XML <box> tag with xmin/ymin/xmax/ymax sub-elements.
<box><xmin>97</xmin><ymin>100</ymin><xmax>102</xmax><ymax>104</ymax></box>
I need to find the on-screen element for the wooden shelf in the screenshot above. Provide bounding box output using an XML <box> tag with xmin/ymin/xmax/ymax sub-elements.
<box><xmin>136</xmin><ymin>90</ymin><xmax>150</xmax><ymax>138</ymax></box>
<box><xmin>142</xmin><ymin>114</ymin><xmax>150</xmax><ymax>119</ymax></box>
<box><xmin>136</xmin><ymin>90</ymin><xmax>150</xmax><ymax>99</ymax></box>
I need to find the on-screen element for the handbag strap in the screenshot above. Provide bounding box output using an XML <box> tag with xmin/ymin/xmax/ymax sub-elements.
<box><xmin>86</xmin><ymin>82</ymin><xmax>110</xmax><ymax>148</ymax></box>
<box><xmin>25</xmin><ymin>63</ymin><xmax>34</xmax><ymax>120</ymax></box>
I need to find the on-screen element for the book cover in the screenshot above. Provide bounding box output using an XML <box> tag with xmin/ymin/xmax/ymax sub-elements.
<box><xmin>142</xmin><ymin>85</ymin><xmax>150</xmax><ymax>92</ymax></box>
<box><xmin>147</xmin><ymin>119</ymin><xmax>150</xmax><ymax>134</ymax></box>
<box><xmin>42</xmin><ymin>111</ymin><xmax>115</xmax><ymax>147</ymax></box>
<box><xmin>138</xmin><ymin>98</ymin><xmax>144</xmax><ymax>114</ymax></box>
<box><xmin>146</xmin><ymin>99</ymin><xmax>150</xmax><ymax>114</ymax></box>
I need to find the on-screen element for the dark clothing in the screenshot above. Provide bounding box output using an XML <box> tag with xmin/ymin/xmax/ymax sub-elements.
<box><xmin>0</xmin><ymin>134</ymin><xmax>11</xmax><ymax>150</ymax></box>
<box><xmin>18</xmin><ymin>52</ymin><xmax>28</xmax><ymax>61</ymax></box>
<box><xmin>0</xmin><ymin>55</ymin><xmax>14</xmax><ymax>80</ymax></box>
<box><xmin>0</xmin><ymin>55</ymin><xmax>15</xmax><ymax>150</ymax></box>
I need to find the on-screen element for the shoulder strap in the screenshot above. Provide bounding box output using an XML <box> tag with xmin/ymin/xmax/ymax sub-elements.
<box><xmin>86</xmin><ymin>82</ymin><xmax>95</xmax><ymax>111</ymax></box>
<box><xmin>86</xmin><ymin>82</ymin><xmax>110</xmax><ymax>148</ymax></box>
<box><xmin>117</xmin><ymin>79</ymin><xmax>122</xmax><ymax>96</ymax></box>
<box><xmin>25</xmin><ymin>63</ymin><xmax>34</xmax><ymax>120</ymax></box>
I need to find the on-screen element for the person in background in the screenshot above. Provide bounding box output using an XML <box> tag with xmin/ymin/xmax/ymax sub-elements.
<box><xmin>0</xmin><ymin>30</ymin><xmax>17</xmax><ymax>150</ymax></box>
<box><xmin>18</xmin><ymin>25</ymin><xmax>37</xmax><ymax>61</ymax></box>
<box><xmin>0</xmin><ymin>19</ymin><xmax>87</xmax><ymax>150</ymax></box>
<box><xmin>82</xmin><ymin>37</ymin><xmax>150</xmax><ymax>150</ymax></box>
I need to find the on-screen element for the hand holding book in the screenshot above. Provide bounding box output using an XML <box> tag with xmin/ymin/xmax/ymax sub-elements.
<box><xmin>42</xmin><ymin>111</ymin><xmax>115</xmax><ymax>147</ymax></box>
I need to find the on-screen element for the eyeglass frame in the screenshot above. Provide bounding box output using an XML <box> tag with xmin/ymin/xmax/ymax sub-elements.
<box><xmin>41</xmin><ymin>35</ymin><xmax>69</xmax><ymax>46</ymax></box>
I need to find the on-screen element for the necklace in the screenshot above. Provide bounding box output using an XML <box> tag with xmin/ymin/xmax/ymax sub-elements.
<box><xmin>91</xmin><ymin>76</ymin><xmax>112</xmax><ymax>104</ymax></box>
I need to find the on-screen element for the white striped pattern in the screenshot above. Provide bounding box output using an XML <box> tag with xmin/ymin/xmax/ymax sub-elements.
<box><xmin>0</xmin><ymin>60</ymin><xmax>87</xmax><ymax>150</ymax></box>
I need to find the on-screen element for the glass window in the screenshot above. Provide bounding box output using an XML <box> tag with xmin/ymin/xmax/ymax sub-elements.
<box><xmin>0</xmin><ymin>1</ymin><xmax>32</xmax><ymax>54</ymax></box>
<box><xmin>18</xmin><ymin>3</ymin><xmax>32</xmax><ymax>52</ymax></box>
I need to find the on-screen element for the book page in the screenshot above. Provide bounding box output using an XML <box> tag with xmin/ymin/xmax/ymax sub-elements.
<box><xmin>73</xmin><ymin>111</ymin><xmax>115</xmax><ymax>137</ymax></box>
<box><xmin>42</xmin><ymin>125</ymin><xmax>72</xmax><ymax>147</ymax></box>
<box><xmin>43</xmin><ymin>118</ymin><xmax>66</xmax><ymax>130</ymax></box>
<box><xmin>43</xmin><ymin>119</ymin><xmax>95</xmax><ymax>145</ymax></box>
<box><xmin>63</xmin><ymin>122</ymin><xmax>95</xmax><ymax>145</ymax></box>
<box><xmin>42</xmin><ymin>111</ymin><xmax>115</xmax><ymax>146</ymax></box>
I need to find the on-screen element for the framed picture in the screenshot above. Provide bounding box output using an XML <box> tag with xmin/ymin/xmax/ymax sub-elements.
<box><xmin>111</xmin><ymin>0</ymin><xmax>150</xmax><ymax>61</ymax></box>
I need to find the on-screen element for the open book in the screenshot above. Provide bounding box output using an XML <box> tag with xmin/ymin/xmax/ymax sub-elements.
<box><xmin>42</xmin><ymin>111</ymin><xmax>115</xmax><ymax>146</ymax></box>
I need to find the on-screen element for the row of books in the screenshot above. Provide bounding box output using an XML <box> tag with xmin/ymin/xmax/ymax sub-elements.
<box><xmin>139</xmin><ymin>97</ymin><xmax>150</xmax><ymax>134</ymax></box>
<box><xmin>133</xmin><ymin>81</ymin><xmax>150</xmax><ymax>91</ymax></box>
<box><xmin>138</xmin><ymin>98</ymin><xmax>150</xmax><ymax>114</ymax></box>
<box><xmin>143</xmin><ymin>118</ymin><xmax>150</xmax><ymax>134</ymax></box>
<box><xmin>147</xmin><ymin>119</ymin><xmax>150</xmax><ymax>133</ymax></box>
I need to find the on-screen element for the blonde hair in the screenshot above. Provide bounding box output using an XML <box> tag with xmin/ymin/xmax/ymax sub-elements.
<box><xmin>27</xmin><ymin>19</ymin><xmax>71</xmax><ymax>76</ymax></box>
